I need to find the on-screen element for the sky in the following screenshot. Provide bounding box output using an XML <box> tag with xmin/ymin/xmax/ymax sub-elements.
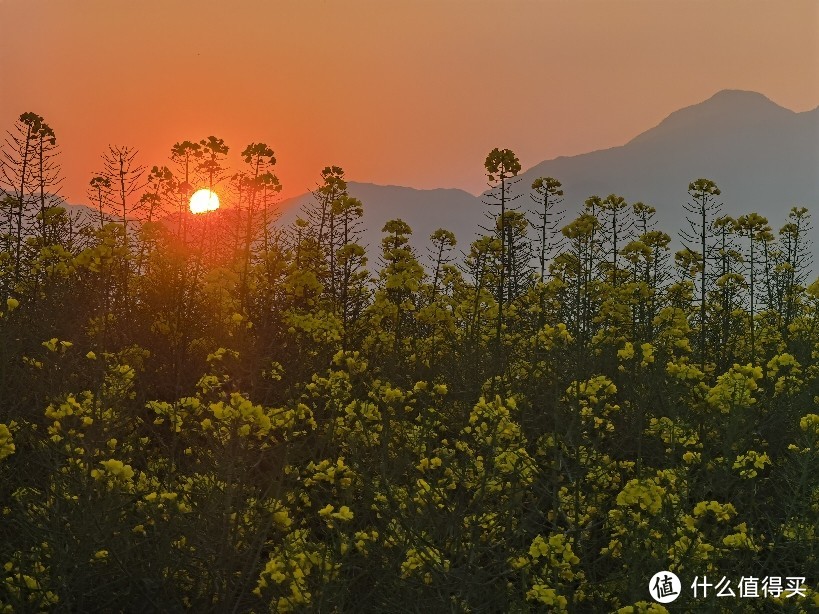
<box><xmin>1</xmin><ymin>0</ymin><xmax>817</xmax><ymax>205</ymax></box>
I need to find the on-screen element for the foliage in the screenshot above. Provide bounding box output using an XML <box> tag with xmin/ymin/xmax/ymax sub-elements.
<box><xmin>0</xmin><ymin>118</ymin><xmax>817</xmax><ymax>612</ymax></box>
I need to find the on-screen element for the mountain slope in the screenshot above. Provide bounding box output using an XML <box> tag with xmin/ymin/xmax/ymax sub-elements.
<box><xmin>276</xmin><ymin>183</ymin><xmax>485</xmax><ymax>259</ymax></box>
<box><xmin>277</xmin><ymin>90</ymin><xmax>818</xmax><ymax>265</ymax></box>
<box><xmin>506</xmin><ymin>90</ymin><xmax>819</xmax><ymax>244</ymax></box>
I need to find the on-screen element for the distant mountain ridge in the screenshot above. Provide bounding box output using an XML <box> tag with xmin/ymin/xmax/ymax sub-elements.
<box><xmin>55</xmin><ymin>90</ymin><xmax>818</xmax><ymax>266</ymax></box>
<box><xmin>278</xmin><ymin>90</ymin><xmax>818</xmax><ymax>265</ymax></box>
<box><xmin>626</xmin><ymin>90</ymin><xmax>796</xmax><ymax>147</ymax></box>
<box><xmin>276</xmin><ymin>183</ymin><xmax>485</xmax><ymax>257</ymax></box>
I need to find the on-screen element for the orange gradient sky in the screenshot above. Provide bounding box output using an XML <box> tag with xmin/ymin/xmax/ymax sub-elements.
<box><xmin>1</xmin><ymin>0</ymin><xmax>817</xmax><ymax>205</ymax></box>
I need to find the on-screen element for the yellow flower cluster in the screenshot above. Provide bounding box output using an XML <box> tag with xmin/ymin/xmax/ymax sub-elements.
<box><xmin>567</xmin><ymin>375</ymin><xmax>617</xmax><ymax>406</ymax></box>
<box><xmin>334</xmin><ymin>398</ymin><xmax>383</xmax><ymax>448</ymax></box>
<box><xmin>603</xmin><ymin>470</ymin><xmax>681</xmax><ymax>565</ymax></box>
<box><xmin>331</xmin><ymin>349</ymin><xmax>369</xmax><ymax>374</ymax></box>
<box><xmin>303</xmin><ymin>457</ymin><xmax>354</xmax><ymax>489</ymax></box>
<box><xmin>318</xmin><ymin>503</ymin><xmax>354</xmax><ymax>526</ymax></box>
<box><xmin>705</xmin><ymin>363</ymin><xmax>763</xmax><ymax>413</ymax></box>
<box><xmin>466</xmin><ymin>396</ymin><xmax>522</xmax><ymax>446</ymax></box>
<box><xmin>0</xmin><ymin>423</ymin><xmax>14</xmax><ymax>461</ymax></box>
<box><xmin>767</xmin><ymin>353</ymin><xmax>803</xmax><ymax>395</ymax></box>
<box><xmin>152</xmin><ymin>373</ymin><xmax>318</xmax><ymax>447</ymax></box>
<box><xmin>142</xmin><ymin>489</ymin><xmax>192</xmax><ymax>514</ymax></box>
<box><xmin>522</xmin><ymin>532</ymin><xmax>583</xmax><ymax>610</ymax></box>
<box><xmin>377</xmin><ymin>383</ymin><xmax>406</xmax><ymax>404</ymax></box>
<box><xmin>617</xmin><ymin>342</ymin><xmax>635</xmax><ymax>360</ymax></box>
<box><xmin>668</xmin><ymin>533</ymin><xmax>714</xmax><ymax>571</ymax></box>
<box><xmin>732</xmin><ymin>450</ymin><xmax>771</xmax><ymax>478</ymax></box>
<box><xmin>411</xmin><ymin>472</ymin><xmax>453</xmax><ymax>509</ymax></box>
<box><xmin>766</xmin><ymin>351</ymin><xmax>799</xmax><ymax>376</ymax></box>
<box><xmin>271</xmin><ymin>503</ymin><xmax>293</xmax><ymax>529</ymax></box>
<box><xmin>653</xmin><ymin>306</ymin><xmax>692</xmax><ymax>353</ymax></box>
<box><xmin>669</xmin><ymin>499</ymin><xmax>758</xmax><ymax>573</ymax></box>
<box><xmin>665</xmin><ymin>359</ymin><xmax>704</xmax><ymax>381</ymax></box>
<box><xmin>416</xmin><ymin>456</ymin><xmax>443</xmax><ymax>472</ymax></box>
<box><xmin>640</xmin><ymin>342</ymin><xmax>655</xmax><ymax>366</ymax></box>
<box><xmin>799</xmin><ymin>413</ymin><xmax>819</xmax><ymax>436</ymax></box>
<box><xmin>583</xmin><ymin>452</ymin><xmax>633</xmax><ymax>495</ymax></box>
<box><xmin>565</xmin><ymin>375</ymin><xmax>620</xmax><ymax>434</ymax></box>
<box><xmin>721</xmin><ymin>522</ymin><xmax>759</xmax><ymax>551</ymax></box>
<box><xmin>457</xmin><ymin>396</ymin><xmax>538</xmax><ymax>495</ymax></box>
<box><xmin>30</xmin><ymin>244</ymin><xmax>76</xmax><ymax>278</ymax></box>
<box><xmin>254</xmin><ymin>529</ymin><xmax>339</xmax><ymax>612</ymax></box>
<box><xmin>617</xmin><ymin>342</ymin><xmax>654</xmax><ymax>368</ymax></box>
<box><xmin>766</xmin><ymin>586</ymin><xmax>819</xmax><ymax>611</ymax></box>
<box><xmin>528</xmin><ymin>534</ymin><xmax>581</xmax><ymax>581</ymax></box>
<box><xmin>44</xmin><ymin>392</ymin><xmax>107</xmax><ymax>445</ymax></box>
<box><xmin>493</xmin><ymin>447</ymin><xmax>537</xmax><ymax>487</ymax></box>
<box><xmin>615</xmin><ymin>478</ymin><xmax>665</xmax><ymax>515</ymax></box>
<box><xmin>526</xmin><ymin>584</ymin><xmax>568</xmax><ymax>610</ymax></box>
<box><xmin>91</xmin><ymin>458</ymin><xmax>136</xmax><ymax>487</ymax></box>
<box><xmin>535</xmin><ymin>322</ymin><xmax>573</xmax><ymax>350</ymax></box>
<box><xmin>149</xmin><ymin>397</ymin><xmax>200</xmax><ymax>433</ymax></box>
<box><xmin>461</xmin><ymin>511</ymin><xmax>504</xmax><ymax>543</ymax></box>
<box><xmin>285</xmin><ymin>310</ymin><xmax>342</xmax><ymax>344</ymax></box>
<box><xmin>400</xmin><ymin>544</ymin><xmax>450</xmax><ymax>584</ymax></box>
<box><xmin>616</xmin><ymin>602</ymin><xmax>669</xmax><ymax>614</ymax></box>
<box><xmin>209</xmin><ymin>393</ymin><xmax>272</xmax><ymax>437</ymax></box>
<box><xmin>692</xmin><ymin>500</ymin><xmax>737</xmax><ymax>521</ymax></box>
<box><xmin>353</xmin><ymin>529</ymin><xmax>379</xmax><ymax>554</ymax></box>
<box><xmin>557</xmin><ymin>484</ymin><xmax>596</xmax><ymax>529</ymax></box>
<box><xmin>2</xmin><ymin>561</ymin><xmax>59</xmax><ymax>609</ymax></box>
<box><xmin>41</xmin><ymin>337</ymin><xmax>72</xmax><ymax>353</ymax></box>
<box><xmin>645</xmin><ymin>416</ymin><xmax>699</xmax><ymax>450</ymax></box>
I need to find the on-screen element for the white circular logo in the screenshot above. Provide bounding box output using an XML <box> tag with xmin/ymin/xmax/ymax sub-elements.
<box><xmin>649</xmin><ymin>571</ymin><xmax>681</xmax><ymax>603</ymax></box>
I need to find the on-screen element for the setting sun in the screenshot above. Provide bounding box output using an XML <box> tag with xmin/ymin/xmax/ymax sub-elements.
<box><xmin>189</xmin><ymin>188</ymin><xmax>220</xmax><ymax>214</ymax></box>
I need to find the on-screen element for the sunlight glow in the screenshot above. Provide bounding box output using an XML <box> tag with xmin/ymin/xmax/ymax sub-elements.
<box><xmin>189</xmin><ymin>188</ymin><xmax>220</xmax><ymax>214</ymax></box>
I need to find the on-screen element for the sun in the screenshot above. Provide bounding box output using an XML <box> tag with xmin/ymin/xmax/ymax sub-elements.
<box><xmin>189</xmin><ymin>188</ymin><xmax>220</xmax><ymax>214</ymax></box>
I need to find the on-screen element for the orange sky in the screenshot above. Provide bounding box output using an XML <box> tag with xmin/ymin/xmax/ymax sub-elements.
<box><xmin>1</xmin><ymin>0</ymin><xmax>817</xmax><ymax>205</ymax></box>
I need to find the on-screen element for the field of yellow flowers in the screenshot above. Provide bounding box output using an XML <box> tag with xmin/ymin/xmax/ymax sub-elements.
<box><xmin>1</xmin><ymin>172</ymin><xmax>818</xmax><ymax>612</ymax></box>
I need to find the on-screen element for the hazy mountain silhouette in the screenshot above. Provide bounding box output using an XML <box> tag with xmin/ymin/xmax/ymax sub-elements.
<box><xmin>507</xmin><ymin>90</ymin><xmax>818</xmax><ymax>245</ymax></box>
<box><xmin>276</xmin><ymin>183</ymin><xmax>483</xmax><ymax>258</ymax></box>
<box><xmin>279</xmin><ymin>89</ymin><xmax>818</xmax><ymax>264</ymax></box>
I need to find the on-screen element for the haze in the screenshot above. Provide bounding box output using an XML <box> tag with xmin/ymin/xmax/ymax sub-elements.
<box><xmin>1</xmin><ymin>0</ymin><xmax>817</xmax><ymax>205</ymax></box>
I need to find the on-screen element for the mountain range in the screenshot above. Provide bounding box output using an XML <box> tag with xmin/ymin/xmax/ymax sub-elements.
<box><xmin>277</xmin><ymin>89</ymin><xmax>819</xmax><ymax>265</ymax></box>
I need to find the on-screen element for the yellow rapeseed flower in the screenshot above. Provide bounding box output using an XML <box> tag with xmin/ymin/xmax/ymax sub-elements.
<box><xmin>331</xmin><ymin>505</ymin><xmax>354</xmax><ymax>521</ymax></box>
<box><xmin>0</xmin><ymin>424</ymin><xmax>15</xmax><ymax>461</ymax></box>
